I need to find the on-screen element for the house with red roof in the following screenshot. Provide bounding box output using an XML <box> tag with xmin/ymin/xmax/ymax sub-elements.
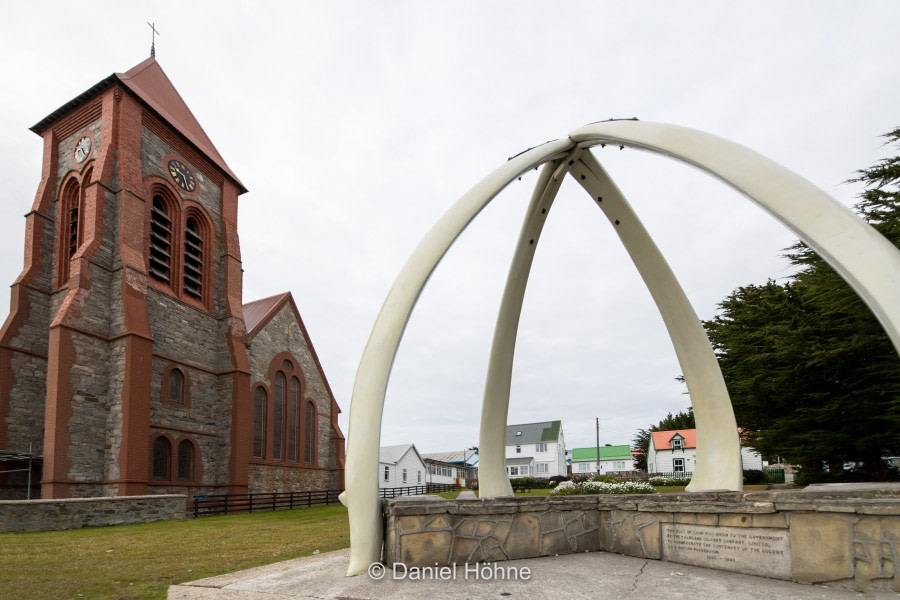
<box><xmin>647</xmin><ymin>429</ymin><xmax>763</xmax><ymax>476</ymax></box>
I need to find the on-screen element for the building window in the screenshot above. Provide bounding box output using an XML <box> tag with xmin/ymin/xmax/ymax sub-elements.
<box><xmin>152</xmin><ymin>437</ymin><xmax>171</xmax><ymax>480</ymax></box>
<box><xmin>384</xmin><ymin>466</ymin><xmax>390</xmax><ymax>482</ymax></box>
<box><xmin>536</xmin><ymin>443</ymin><xmax>547</xmax><ymax>453</ymax></box>
<box><xmin>182</xmin><ymin>216</ymin><xmax>204</xmax><ymax>299</ymax></box>
<box><xmin>58</xmin><ymin>178</ymin><xmax>82</xmax><ymax>286</ymax></box>
<box><xmin>305</xmin><ymin>401</ymin><xmax>316</xmax><ymax>464</ymax></box>
<box><xmin>168</xmin><ymin>368</ymin><xmax>184</xmax><ymax>405</ymax></box>
<box><xmin>417</xmin><ymin>470</ymin><xmax>421</xmax><ymax>483</ymax></box>
<box><xmin>672</xmin><ymin>437</ymin><xmax>683</xmax><ymax>450</ymax></box>
<box><xmin>149</xmin><ymin>195</ymin><xmax>173</xmax><ymax>284</ymax></box>
<box><xmin>177</xmin><ymin>440</ymin><xmax>194</xmax><ymax>481</ymax></box>
<box><xmin>273</xmin><ymin>372</ymin><xmax>285</xmax><ymax>460</ymax></box>
<box><xmin>536</xmin><ymin>463</ymin><xmax>549</xmax><ymax>474</ymax></box>
<box><xmin>578</xmin><ymin>462</ymin><xmax>591</xmax><ymax>472</ymax></box>
<box><xmin>288</xmin><ymin>377</ymin><xmax>300</xmax><ymax>462</ymax></box>
<box><xmin>253</xmin><ymin>387</ymin><xmax>266</xmax><ymax>459</ymax></box>
<box><xmin>674</xmin><ymin>458</ymin><xmax>685</xmax><ymax>473</ymax></box>
<box><xmin>515</xmin><ymin>445</ymin><xmax>521</xmax><ymax>454</ymax></box>
<box><xmin>402</xmin><ymin>468</ymin><xmax>407</xmax><ymax>483</ymax></box>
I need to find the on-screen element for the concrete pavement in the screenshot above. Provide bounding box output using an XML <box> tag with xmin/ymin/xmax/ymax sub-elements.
<box><xmin>168</xmin><ymin>548</ymin><xmax>899</xmax><ymax>599</ymax></box>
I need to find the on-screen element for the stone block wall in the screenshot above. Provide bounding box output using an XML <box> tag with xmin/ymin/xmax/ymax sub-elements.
<box><xmin>383</xmin><ymin>485</ymin><xmax>900</xmax><ymax>593</ymax></box>
<box><xmin>0</xmin><ymin>494</ymin><xmax>186</xmax><ymax>532</ymax></box>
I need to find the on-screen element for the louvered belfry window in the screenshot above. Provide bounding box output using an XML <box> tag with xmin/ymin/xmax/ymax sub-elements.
<box><xmin>149</xmin><ymin>196</ymin><xmax>172</xmax><ymax>283</ymax></box>
<box><xmin>183</xmin><ymin>216</ymin><xmax>203</xmax><ymax>298</ymax></box>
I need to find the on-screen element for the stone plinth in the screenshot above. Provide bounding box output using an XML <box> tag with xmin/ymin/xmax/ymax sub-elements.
<box><xmin>382</xmin><ymin>484</ymin><xmax>900</xmax><ymax>592</ymax></box>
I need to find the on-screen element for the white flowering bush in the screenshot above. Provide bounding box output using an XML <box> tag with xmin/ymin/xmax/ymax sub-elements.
<box><xmin>549</xmin><ymin>480</ymin><xmax>656</xmax><ymax>495</ymax></box>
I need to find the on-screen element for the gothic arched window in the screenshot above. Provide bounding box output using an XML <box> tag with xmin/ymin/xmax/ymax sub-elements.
<box><xmin>305</xmin><ymin>401</ymin><xmax>316</xmax><ymax>464</ymax></box>
<box><xmin>58</xmin><ymin>179</ymin><xmax>81</xmax><ymax>287</ymax></box>
<box><xmin>288</xmin><ymin>377</ymin><xmax>300</xmax><ymax>462</ymax></box>
<box><xmin>273</xmin><ymin>372</ymin><xmax>285</xmax><ymax>460</ymax></box>
<box><xmin>177</xmin><ymin>440</ymin><xmax>194</xmax><ymax>481</ymax></box>
<box><xmin>168</xmin><ymin>368</ymin><xmax>184</xmax><ymax>405</ymax></box>
<box><xmin>149</xmin><ymin>195</ymin><xmax>174</xmax><ymax>284</ymax></box>
<box><xmin>183</xmin><ymin>216</ymin><xmax>204</xmax><ymax>299</ymax></box>
<box><xmin>253</xmin><ymin>387</ymin><xmax>266</xmax><ymax>459</ymax></box>
<box><xmin>152</xmin><ymin>437</ymin><xmax>171</xmax><ymax>480</ymax></box>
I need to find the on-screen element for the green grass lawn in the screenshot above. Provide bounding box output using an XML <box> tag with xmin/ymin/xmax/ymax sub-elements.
<box><xmin>0</xmin><ymin>504</ymin><xmax>349</xmax><ymax>600</ymax></box>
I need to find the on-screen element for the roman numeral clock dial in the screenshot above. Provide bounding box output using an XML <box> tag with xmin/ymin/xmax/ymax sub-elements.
<box><xmin>167</xmin><ymin>159</ymin><xmax>196</xmax><ymax>192</ymax></box>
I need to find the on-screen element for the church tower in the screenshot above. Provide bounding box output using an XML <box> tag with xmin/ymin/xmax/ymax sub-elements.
<box><xmin>0</xmin><ymin>57</ymin><xmax>253</xmax><ymax>498</ymax></box>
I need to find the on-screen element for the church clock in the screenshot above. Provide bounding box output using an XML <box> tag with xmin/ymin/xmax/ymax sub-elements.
<box><xmin>74</xmin><ymin>135</ymin><xmax>92</xmax><ymax>163</ymax></box>
<box><xmin>167</xmin><ymin>159</ymin><xmax>196</xmax><ymax>192</ymax></box>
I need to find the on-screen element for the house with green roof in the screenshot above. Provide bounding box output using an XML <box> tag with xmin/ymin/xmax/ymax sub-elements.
<box><xmin>570</xmin><ymin>444</ymin><xmax>635</xmax><ymax>475</ymax></box>
<box><xmin>505</xmin><ymin>421</ymin><xmax>567</xmax><ymax>479</ymax></box>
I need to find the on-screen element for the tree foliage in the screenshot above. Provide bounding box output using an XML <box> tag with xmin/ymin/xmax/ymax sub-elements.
<box><xmin>632</xmin><ymin>407</ymin><xmax>695</xmax><ymax>471</ymax></box>
<box><xmin>703</xmin><ymin>128</ymin><xmax>900</xmax><ymax>481</ymax></box>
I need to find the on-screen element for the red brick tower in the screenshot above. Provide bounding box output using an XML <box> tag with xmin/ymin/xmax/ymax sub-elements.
<box><xmin>0</xmin><ymin>57</ymin><xmax>252</xmax><ymax>498</ymax></box>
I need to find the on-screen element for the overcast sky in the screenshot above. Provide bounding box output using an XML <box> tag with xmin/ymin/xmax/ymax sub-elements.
<box><xmin>1</xmin><ymin>2</ymin><xmax>898</xmax><ymax>455</ymax></box>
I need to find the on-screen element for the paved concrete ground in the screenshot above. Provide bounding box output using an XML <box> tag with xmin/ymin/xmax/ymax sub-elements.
<box><xmin>169</xmin><ymin>548</ymin><xmax>899</xmax><ymax>599</ymax></box>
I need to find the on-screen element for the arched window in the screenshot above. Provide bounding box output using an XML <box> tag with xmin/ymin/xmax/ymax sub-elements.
<box><xmin>152</xmin><ymin>437</ymin><xmax>171</xmax><ymax>480</ymax></box>
<box><xmin>183</xmin><ymin>216</ymin><xmax>204</xmax><ymax>299</ymax></box>
<box><xmin>288</xmin><ymin>377</ymin><xmax>300</xmax><ymax>462</ymax></box>
<box><xmin>58</xmin><ymin>179</ymin><xmax>81</xmax><ymax>286</ymax></box>
<box><xmin>273</xmin><ymin>372</ymin><xmax>285</xmax><ymax>460</ymax></box>
<box><xmin>177</xmin><ymin>440</ymin><xmax>194</xmax><ymax>481</ymax></box>
<box><xmin>253</xmin><ymin>387</ymin><xmax>266</xmax><ymax>459</ymax></box>
<box><xmin>305</xmin><ymin>401</ymin><xmax>316</xmax><ymax>464</ymax></box>
<box><xmin>168</xmin><ymin>368</ymin><xmax>184</xmax><ymax>405</ymax></box>
<box><xmin>149</xmin><ymin>195</ymin><xmax>173</xmax><ymax>284</ymax></box>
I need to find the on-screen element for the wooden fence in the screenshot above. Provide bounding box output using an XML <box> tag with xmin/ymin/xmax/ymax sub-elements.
<box><xmin>379</xmin><ymin>483</ymin><xmax>461</xmax><ymax>499</ymax></box>
<box><xmin>192</xmin><ymin>489</ymin><xmax>343</xmax><ymax>517</ymax></box>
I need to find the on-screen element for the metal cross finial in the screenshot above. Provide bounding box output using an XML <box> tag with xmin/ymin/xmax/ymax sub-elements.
<box><xmin>147</xmin><ymin>22</ymin><xmax>160</xmax><ymax>57</ymax></box>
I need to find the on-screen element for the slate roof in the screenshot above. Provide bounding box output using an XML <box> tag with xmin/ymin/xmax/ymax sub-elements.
<box><xmin>31</xmin><ymin>56</ymin><xmax>246</xmax><ymax>193</ymax></box>
<box><xmin>571</xmin><ymin>445</ymin><xmax>633</xmax><ymax>462</ymax></box>
<box><xmin>505</xmin><ymin>421</ymin><xmax>561</xmax><ymax>446</ymax></box>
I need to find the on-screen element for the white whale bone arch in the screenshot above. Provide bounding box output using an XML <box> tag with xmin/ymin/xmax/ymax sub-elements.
<box><xmin>341</xmin><ymin>121</ymin><xmax>900</xmax><ymax>576</ymax></box>
<box><xmin>477</xmin><ymin>148</ymin><xmax>742</xmax><ymax>498</ymax></box>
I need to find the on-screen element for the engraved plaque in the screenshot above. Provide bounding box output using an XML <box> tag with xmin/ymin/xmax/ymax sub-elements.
<box><xmin>661</xmin><ymin>524</ymin><xmax>791</xmax><ymax>579</ymax></box>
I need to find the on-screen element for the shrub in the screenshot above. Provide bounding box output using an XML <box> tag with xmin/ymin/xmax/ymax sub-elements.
<box><xmin>548</xmin><ymin>475</ymin><xmax>569</xmax><ymax>487</ymax></box>
<box><xmin>649</xmin><ymin>476</ymin><xmax>691</xmax><ymax>487</ymax></box>
<box><xmin>549</xmin><ymin>480</ymin><xmax>656</xmax><ymax>496</ymax></box>
<box><xmin>742</xmin><ymin>469</ymin><xmax>766</xmax><ymax>485</ymax></box>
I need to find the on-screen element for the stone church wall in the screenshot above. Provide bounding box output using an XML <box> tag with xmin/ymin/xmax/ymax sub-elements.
<box><xmin>247</xmin><ymin>302</ymin><xmax>343</xmax><ymax>492</ymax></box>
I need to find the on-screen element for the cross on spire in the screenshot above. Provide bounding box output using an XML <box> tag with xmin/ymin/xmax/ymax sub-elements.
<box><xmin>147</xmin><ymin>22</ymin><xmax>160</xmax><ymax>57</ymax></box>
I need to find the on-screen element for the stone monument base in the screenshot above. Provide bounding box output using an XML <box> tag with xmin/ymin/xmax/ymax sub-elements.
<box><xmin>382</xmin><ymin>484</ymin><xmax>900</xmax><ymax>592</ymax></box>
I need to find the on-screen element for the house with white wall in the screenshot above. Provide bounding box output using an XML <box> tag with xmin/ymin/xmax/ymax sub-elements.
<box><xmin>421</xmin><ymin>450</ymin><xmax>478</xmax><ymax>486</ymax></box>
<box><xmin>505</xmin><ymin>421</ymin><xmax>567</xmax><ymax>479</ymax></box>
<box><xmin>647</xmin><ymin>429</ymin><xmax>764</xmax><ymax>475</ymax></box>
<box><xmin>571</xmin><ymin>445</ymin><xmax>635</xmax><ymax>475</ymax></box>
<box><xmin>379</xmin><ymin>444</ymin><xmax>427</xmax><ymax>488</ymax></box>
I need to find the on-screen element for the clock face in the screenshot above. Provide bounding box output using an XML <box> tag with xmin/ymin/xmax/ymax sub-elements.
<box><xmin>167</xmin><ymin>159</ymin><xmax>196</xmax><ymax>192</ymax></box>
<box><xmin>74</xmin><ymin>136</ymin><xmax>92</xmax><ymax>163</ymax></box>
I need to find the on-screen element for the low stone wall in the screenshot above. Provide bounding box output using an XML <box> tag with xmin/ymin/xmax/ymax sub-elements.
<box><xmin>0</xmin><ymin>494</ymin><xmax>187</xmax><ymax>532</ymax></box>
<box><xmin>382</xmin><ymin>484</ymin><xmax>900</xmax><ymax>592</ymax></box>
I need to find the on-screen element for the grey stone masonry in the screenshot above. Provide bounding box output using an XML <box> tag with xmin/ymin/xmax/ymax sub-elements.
<box><xmin>0</xmin><ymin>494</ymin><xmax>186</xmax><ymax>532</ymax></box>
<box><xmin>383</xmin><ymin>485</ymin><xmax>900</xmax><ymax>593</ymax></box>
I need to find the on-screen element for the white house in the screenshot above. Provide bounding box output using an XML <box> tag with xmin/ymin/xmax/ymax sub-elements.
<box><xmin>505</xmin><ymin>421</ymin><xmax>567</xmax><ymax>479</ymax></box>
<box><xmin>379</xmin><ymin>444</ymin><xmax>427</xmax><ymax>488</ymax></box>
<box><xmin>570</xmin><ymin>445</ymin><xmax>635</xmax><ymax>475</ymax></box>
<box><xmin>420</xmin><ymin>450</ymin><xmax>478</xmax><ymax>487</ymax></box>
<box><xmin>647</xmin><ymin>429</ymin><xmax>764</xmax><ymax>475</ymax></box>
